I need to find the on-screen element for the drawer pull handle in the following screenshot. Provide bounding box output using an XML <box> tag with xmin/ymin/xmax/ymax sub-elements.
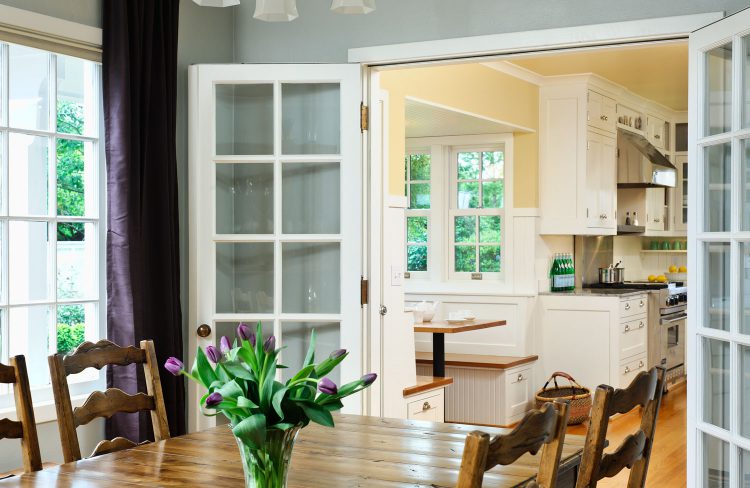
<box><xmin>625</xmin><ymin>303</ymin><xmax>631</xmax><ymax>310</ymax></box>
<box><xmin>639</xmin><ymin>322</ymin><xmax>645</xmax><ymax>329</ymax></box>
<box><xmin>422</xmin><ymin>402</ymin><xmax>431</xmax><ymax>411</ymax></box>
<box><xmin>624</xmin><ymin>325</ymin><xmax>631</xmax><ymax>332</ymax></box>
<box><xmin>639</xmin><ymin>360</ymin><xmax>644</xmax><ymax>368</ymax></box>
<box><xmin>517</xmin><ymin>374</ymin><xmax>524</xmax><ymax>382</ymax></box>
<box><xmin>639</xmin><ymin>300</ymin><xmax>645</xmax><ymax>307</ymax></box>
<box><xmin>624</xmin><ymin>366</ymin><xmax>631</xmax><ymax>373</ymax></box>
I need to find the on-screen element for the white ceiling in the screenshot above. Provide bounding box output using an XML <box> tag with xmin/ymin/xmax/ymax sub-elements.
<box><xmin>405</xmin><ymin>98</ymin><xmax>531</xmax><ymax>138</ymax></box>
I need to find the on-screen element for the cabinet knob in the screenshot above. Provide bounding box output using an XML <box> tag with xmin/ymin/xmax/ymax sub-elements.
<box><xmin>624</xmin><ymin>366</ymin><xmax>631</xmax><ymax>373</ymax></box>
<box><xmin>624</xmin><ymin>324</ymin><xmax>631</xmax><ymax>332</ymax></box>
<box><xmin>639</xmin><ymin>300</ymin><xmax>645</xmax><ymax>307</ymax></box>
<box><xmin>655</xmin><ymin>134</ymin><xmax>661</xmax><ymax>139</ymax></box>
<box><xmin>639</xmin><ymin>321</ymin><xmax>645</xmax><ymax>329</ymax></box>
<box><xmin>639</xmin><ymin>360</ymin><xmax>644</xmax><ymax>368</ymax></box>
<box><xmin>422</xmin><ymin>402</ymin><xmax>431</xmax><ymax>411</ymax></box>
<box><xmin>600</xmin><ymin>115</ymin><xmax>607</xmax><ymax>121</ymax></box>
<box><xmin>517</xmin><ymin>373</ymin><xmax>524</xmax><ymax>382</ymax></box>
<box><xmin>625</xmin><ymin>303</ymin><xmax>631</xmax><ymax>310</ymax></box>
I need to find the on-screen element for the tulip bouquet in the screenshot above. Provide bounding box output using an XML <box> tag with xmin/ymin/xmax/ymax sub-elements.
<box><xmin>165</xmin><ymin>322</ymin><xmax>376</xmax><ymax>488</ymax></box>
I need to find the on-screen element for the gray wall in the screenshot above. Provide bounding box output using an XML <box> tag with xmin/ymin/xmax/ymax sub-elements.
<box><xmin>233</xmin><ymin>0</ymin><xmax>748</xmax><ymax>63</ymax></box>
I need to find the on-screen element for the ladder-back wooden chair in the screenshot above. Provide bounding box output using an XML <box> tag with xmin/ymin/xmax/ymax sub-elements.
<box><xmin>48</xmin><ymin>340</ymin><xmax>171</xmax><ymax>462</ymax></box>
<box><xmin>574</xmin><ymin>366</ymin><xmax>666</xmax><ymax>488</ymax></box>
<box><xmin>0</xmin><ymin>356</ymin><xmax>42</xmax><ymax>477</ymax></box>
<box><xmin>457</xmin><ymin>399</ymin><xmax>570</xmax><ymax>488</ymax></box>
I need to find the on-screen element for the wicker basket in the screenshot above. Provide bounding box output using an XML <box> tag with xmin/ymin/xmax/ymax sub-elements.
<box><xmin>535</xmin><ymin>372</ymin><xmax>592</xmax><ymax>425</ymax></box>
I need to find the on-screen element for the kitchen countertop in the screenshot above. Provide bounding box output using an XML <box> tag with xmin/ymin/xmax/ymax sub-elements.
<box><xmin>539</xmin><ymin>288</ymin><xmax>652</xmax><ymax>298</ymax></box>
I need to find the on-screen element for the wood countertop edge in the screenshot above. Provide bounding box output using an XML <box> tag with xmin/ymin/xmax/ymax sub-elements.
<box><xmin>413</xmin><ymin>319</ymin><xmax>507</xmax><ymax>333</ymax></box>
<box><xmin>415</xmin><ymin>351</ymin><xmax>539</xmax><ymax>370</ymax></box>
<box><xmin>402</xmin><ymin>375</ymin><xmax>454</xmax><ymax>397</ymax></box>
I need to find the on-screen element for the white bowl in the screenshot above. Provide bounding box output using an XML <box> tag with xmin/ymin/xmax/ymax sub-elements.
<box><xmin>665</xmin><ymin>272</ymin><xmax>687</xmax><ymax>282</ymax></box>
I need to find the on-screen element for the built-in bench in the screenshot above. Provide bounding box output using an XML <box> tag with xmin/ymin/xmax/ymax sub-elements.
<box><xmin>415</xmin><ymin>352</ymin><xmax>538</xmax><ymax>426</ymax></box>
<box><xmin>402</xmin><ymin>375</ymin><xmax>454</xmax><ymax>423</ymax></box>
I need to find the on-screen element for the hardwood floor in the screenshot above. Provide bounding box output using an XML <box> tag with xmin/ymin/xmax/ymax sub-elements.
<box><xmin>566</xmin><ymin>381</ymin><xmax>687</xmax><ymax>487</ymax></box>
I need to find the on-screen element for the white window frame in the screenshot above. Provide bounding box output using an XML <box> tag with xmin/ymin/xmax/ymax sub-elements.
<box><xmin>0</xmin><ymin>40</ymin><xmax>106</xmax><ymax>421</ymax></box>
<box><xmin>405</xmin><ymin>134</ymin><xmax>513</xmax><ymax>284</ymax></box>
<box><xmin>405</xmin><ymin>148</ymin><xmax>432</xmax><ymax>279</ymax></box>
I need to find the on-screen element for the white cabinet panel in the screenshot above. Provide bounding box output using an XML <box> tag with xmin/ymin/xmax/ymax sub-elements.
<box><xmin>619</xmin><ymin>354</ymin><xmax>647</xmax><ymax>388</ymax></box>
<box><xmin>407</xmin><ymin>391</ymin><xmax>444</xmax><ymax>422</ymax></box>
<box><xmin>588</xmin><ymin>90</ymin><xmax>616</xmax><ymax>134</ymax></box>
<box><xmin>506</xmin><ymin>367</ymin><xmax>532</xmax><ymax>420</ymax></box>
<box><xmin>620</xmin><ymin>296</ymin><xmax>647</xmax><ymax>318</ymax></box>
<box><xmin>620</xmin><ymin>317</ymin><xmax>647</xmax><ymax>360</ymax></box>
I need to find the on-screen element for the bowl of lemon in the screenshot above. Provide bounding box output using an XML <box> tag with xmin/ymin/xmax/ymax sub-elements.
<box><xmin>664</xmin><ymin>264</ymin><xmax>687</xmax><ymax>283</ymax></box>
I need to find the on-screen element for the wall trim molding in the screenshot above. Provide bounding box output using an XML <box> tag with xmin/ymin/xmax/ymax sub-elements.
<box><xmin>0</xmin><ymin>4</ymin><xmax>101</xmax><ymax>47</ymax></box>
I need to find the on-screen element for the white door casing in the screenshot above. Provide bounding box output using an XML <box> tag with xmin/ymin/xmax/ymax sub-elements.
<box><xmin>688</xmin><ymin>8</ymin><xmax>750</xmax><ymax>487</ymax></box>
<box><xmin>188</xmin><ymin>64</ymin><xmax>363</xmax><ymax>432</ymax></box>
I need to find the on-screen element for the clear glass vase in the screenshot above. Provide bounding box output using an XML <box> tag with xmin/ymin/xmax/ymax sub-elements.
<box><xmin>232</xmin><ymin>424</ymin><xmax>303</xmax><ymax>488</ymax></box>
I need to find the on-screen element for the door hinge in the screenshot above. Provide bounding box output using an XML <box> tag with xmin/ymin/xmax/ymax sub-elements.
<box><xmin>360</xmin><ymin>276</ymin><xmax>369</xmax><ymax>306</ymax></box>
<box><xmin>360</xmin><ymin>103</ymin><xmax>369</xmax><ymax>132</ymax></box>
<box><xmin>587</xmin><ymin>141</ymin><xmax>591</xmax><ymax>150</ymax></box>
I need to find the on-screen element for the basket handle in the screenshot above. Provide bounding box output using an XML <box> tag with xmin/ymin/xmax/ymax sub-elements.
<box><xmin>542</xmin><ymin>371</ymin><xmax>586</xmax><ymax>399</ymax></box>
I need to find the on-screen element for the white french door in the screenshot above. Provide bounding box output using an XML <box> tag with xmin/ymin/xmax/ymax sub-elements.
<box><xmin>187</xmin><ymin>64</ymin><xmax>363</xmax><ymax>432</ymax></box>
<box><xmin>689</xmin><ymin>8</ymin><xmax>750</xmax><ymax>487</ymax></box>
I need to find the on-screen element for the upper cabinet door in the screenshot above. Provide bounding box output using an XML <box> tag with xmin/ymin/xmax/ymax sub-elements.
<box><xmin>188</xmin><ymin>64</ymin><xmax>363</xmax><ymax>432</ymax></box>
<box><xmin>688</xmin><ymin>8</ymin><xmax>750</xmax><ymax>488</ymax></box>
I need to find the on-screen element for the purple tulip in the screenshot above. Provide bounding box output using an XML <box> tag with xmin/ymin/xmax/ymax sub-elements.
<box><xmin>263</xmin><ymin>335</ymin><xmax>276</xmax><ymax>353</ymax></box>
<box><xmin>164</xmin><ymin>357</ymin><xmax>184</xmax><ymax>376</ymax></box>
<box><xmin>318</xmin><ymin>377</ymin><xmax>338</xmax><ymax>395</ymax></box>
<box><xmin>237</xmin><ymin>323</ymin><xmax>255</xmax><ymax>345</ymax></box>
<box><xmin>206</xmin><ymin>345</ymin><xmax>222</xmax><ymax>364</ymax></box>
<box><xmin>205</xmin><ymin>392</ymin><xmax>223</xmax><ymax>407</ymax></box>
<box><xmin>361</xmin><ymin>373</ymin><xmax>377</xmax><ymax>386</ymax></box>
<box><xmin>220</xmin><ymin>336</ymin><xmax>231</xmax><ymax>354</ymax></box>
<box><xmin>330</xmin><ymin>349</ymin><xmax>347</xmax><ymax>359</ymax></box>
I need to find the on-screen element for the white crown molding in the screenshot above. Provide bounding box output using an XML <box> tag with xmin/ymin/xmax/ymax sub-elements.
<box><xmin>480</xmin><ymin>61</ymin><xmax>544</xmax><ymax>86</ymax></box>
<box><xmin>0</xmin><ymin>4</ymin><xmax>101</xmax><ymax>47</ymax></box>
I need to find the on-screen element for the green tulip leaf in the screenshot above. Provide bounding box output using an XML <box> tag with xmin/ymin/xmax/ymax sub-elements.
<box><xmin>299</xmin><ymin>401</ymin><xmax>334</xmax><ymax>428</ymax></box>
<box><xmin>223</xmin><ymin>361</ymin><xmax>255</xmax><ymax>381</ymax></box>
<box><xmin>217</xmin><ymin>379</ymin><xmax>245</xmax><ymax>401</ymax></box>
<box><xmin>194</xmin><ymin>347</ymin><xmax>217</xmax><ymax>388</ymax></box>
<box><xmin>232</xmin><ymin>413</ymin><xmax>266</xmax><ymax>449</ymax></box>
<box><xmin>272</xmin><ymin>386</ymin><xmax>288</xmax><ymax>420</ymax></box>
<box><xmin>303</xmin><ymin>330</ymin><xmax>316</xmax><ymax>367</ymax></box>
<box><xmin>237</xmin><ymin>396</ymin><xmax>259</xmax><ymax>409</ymax></box>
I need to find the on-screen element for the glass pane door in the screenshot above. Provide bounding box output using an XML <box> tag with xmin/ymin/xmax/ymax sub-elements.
<box><xmin>689</xmin><ymin>9</ymin><xmax>750</xmax><ymax>487</ymax></box>
<box><xmin>189</xmin><ymin>64</ymin><xmax>362</xmax><ymax>431</ymax></box>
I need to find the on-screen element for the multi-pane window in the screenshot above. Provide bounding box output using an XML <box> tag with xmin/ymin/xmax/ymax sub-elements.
<box><xmin>0</xmin><ymin>42</ymin><xmax>103</xmax><ymax>403</ymax></box>
<box><xmin>405</xmin><ymin>153</ymin><xmax>430</xmax><ymax>273</ymax></box>
<box><xmin>451</xmin><ymin>150</ymin><xmax>504</xmax><ymax>277</ymax></box>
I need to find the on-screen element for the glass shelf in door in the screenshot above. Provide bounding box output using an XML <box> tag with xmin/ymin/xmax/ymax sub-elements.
<box><xmin>282</xmin><ymin>162</ymin><xmax>340</xmax><ymax>234</ymax></box>
<box><xmin>216</xmin><ymin>242</ymin><xmax>274</xmax><ymax>313</ymax></box>
<box><xmin>216</xmin><ymin>163</ymin><xmax>274</xmax><ymax>234</ymax></box>
<box><xmin>282</xmin><ymin>83</ymin><xmax>340</xmax><ymax>155</ymax></box>
<box><xmin>215</xmin><ymin>84</ymin><xmax>274</xmax><ymax>156</ymax></box>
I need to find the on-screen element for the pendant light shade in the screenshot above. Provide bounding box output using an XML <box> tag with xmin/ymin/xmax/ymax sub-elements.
<box><xmin>330</xmin><ymin>0</ymin><xmax>376</xmax><ymax>14</ymax></box>
<box><xmin>254</xmin><ymin>0</ymin><xmax>299</xmax><ymax>21</ymax></box>
<box><xmin>192</xmin><ymin>0</ymin><xmax>240</xmax><ymax>6</ymax></box>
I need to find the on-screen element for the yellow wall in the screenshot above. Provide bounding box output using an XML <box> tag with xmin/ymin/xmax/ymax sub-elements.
<box><xmin>380</xmin><ymin>64</ymin><xmax>539</xmax><ymax>208</ymax></box>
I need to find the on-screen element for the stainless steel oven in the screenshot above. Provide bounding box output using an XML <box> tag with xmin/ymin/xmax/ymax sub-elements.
<box><xmin>661</xmin><ymin>307</ymin><xmax>686</xmax><ymax>375</ymax></box>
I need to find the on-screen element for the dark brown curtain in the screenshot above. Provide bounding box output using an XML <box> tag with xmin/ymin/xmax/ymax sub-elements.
<box><xmin>102</xmin><ymin>0</ymin><xmax>185</xmax><ymax>441</ymax></box>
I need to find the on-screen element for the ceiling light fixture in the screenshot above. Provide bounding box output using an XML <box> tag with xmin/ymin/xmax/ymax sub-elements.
<box><xmin>330</xmin><ymin>0</ymin><xmax>376</xmax><ymax>14</ymax></box>
<box><xmin>192</xmin><ymin>0</ymin><xmax>240</xmax><ymax>6</ymax></box>
<box><xmin>253</xmin><ymin>0</ymin><xmax>299</xmax><ymax>21</ymax></box>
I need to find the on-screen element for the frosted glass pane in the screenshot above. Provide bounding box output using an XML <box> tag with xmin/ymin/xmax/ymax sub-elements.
<box><xmin>280</xmin><ymin>322</ymin><xmax>340</xmax><ymax>385</ymax></box>
<box><xmin>216</xmin><ymin>84</ymin><xmax>274</xmax><ymax>155</ymax></box>
<box><xmin>9</xmin><ymin>305</ymin><xmax>51</xmax><ymax>387</ymax></box>
<box><xmin>9</xmin><ymin>133</ymin><xmax>49</xmax><ymax>216</ymax></box>
<box><xmin>705</xmin><ymin>143</ymin><xmax>731</xmax><ymax>233</ymax></box>
<box><xmin>282</xmin><ymin>243</ymin><xmax>340</xmax><ymax>313</ymax></box>
<box><xmin>703</xmin><ymin>337</ymin><xmax>729</xmax><ymax>429</ymax></box>
<box><xmin>57</xmin><ymin>54</ymin><xmax>97</xmax><ymax>137</ymax></box>
<box><xmin>282</xmin><ymin>163</ymin><xmax>340</xmax><ymax>234</ymax></box>
<box><xmin>215</xmin><ymin>320</ymin><xmax>273</xmax><ymax>350</ymax></box>
<box><xmin>706</xmin><ymin>43</ymin><xmax>732</xmax><ymax>136</ymax></box>
<box><xmin>57</xmin><ymin>138</ymin><xmax>95</xmax><ymax>217</ymax></box>
<box><xmin>742</xmin><ymin>345</ymin><xmax>750</xmax><ymax>438</ymax></box>
<box><xmin>216</xmin><ymin>163</ymin><xmax>273</xmax><ymax>234</ymax></box>
<box><xmin>743</xmin><ymin>244</ymin><xmax>750</xmax><ymax>335</ymax></box>
<box><xmin>282</xmin><ymin>84</ymin><xmax>340</xmax><ymax>155</ymax></box>
<box><xmin>9</xmin><ymin>221</ymin><xmax>51</xmax><ymax>303</ymax></box>
<box><xmin>742</xmin><ymin>449</ymin><xmax>750</xmax><ymax>488</ymax></box>
<box><xmin>9</xmin><ymin>45</ymin><xmax>50</xmax><ymax>131</ymax></box>
<box><xmin>216</xmin><ymin>243</ymin><xmax>274</xmax><ymax>313</ymax></box>
<box><xmin>57</xmin><ymin>223</ymin><xmax>96</xmax><ymax>300</ymax></box>
<box><xmin>706</xmin><ymin>242</ymin><xmax>730</xmax><ymax>332</ymax></box>
<box><xmin>703</xmin><ymin>433</ymin><xmax>729</xmax><ymax>488</ymax></box>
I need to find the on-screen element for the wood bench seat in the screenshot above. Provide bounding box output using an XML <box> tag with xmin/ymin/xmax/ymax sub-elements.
<box><xmin>403</xmin><ymin>375</ymin><xmax>454</xmax><ymax>397</ymax></box>
<box><xmin>415</xmin><ymin>352</ymin><xmax>538</xmax><ymax>370</ymax></box>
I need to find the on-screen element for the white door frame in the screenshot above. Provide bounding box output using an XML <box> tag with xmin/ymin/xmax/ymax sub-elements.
<box><xmin>356</xmin><ymin>4</ymin><xmax>726</xmax><ymax>447</ymax></box>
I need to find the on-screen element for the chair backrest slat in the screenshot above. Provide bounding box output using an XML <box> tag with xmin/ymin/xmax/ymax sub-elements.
<box><xmin>62</xmin><ymin>340</ymin><xmax>147</xmax><ymax>376</ymax></box>
<box><xmin>49</xmin><ymin>339</ymin><xmax>170</xmax><ymax>463</ymax></box>
<box><xmin>73</xmin><ymin>389</ymin><xmax>156</xmax><ymax>427</ymax></box>
<box><xmin>575</xmin><ymin>367</ymin><xmax>666</xmax><ymax>488</ymax></box>
<box><xmin>0</xmin><ymin>356</ymin><xmax>42</xmax><ymax>473</ymax></box>
<box><xmin>457</xmin><ymin>399</ymin><xmax>570</xmax><ymax>488</ymax></box>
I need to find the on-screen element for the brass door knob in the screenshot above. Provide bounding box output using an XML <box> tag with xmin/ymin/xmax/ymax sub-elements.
<box><xmin>197</xmin><ymin>324</ymin><xmax>212</xmax><ymax>338</ymax></box>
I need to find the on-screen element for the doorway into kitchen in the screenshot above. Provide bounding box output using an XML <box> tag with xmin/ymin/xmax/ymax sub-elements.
<box><xmin>373</xmin><ymin>39</ymin><xmax>690</xmax><ymax>487</ymax></box>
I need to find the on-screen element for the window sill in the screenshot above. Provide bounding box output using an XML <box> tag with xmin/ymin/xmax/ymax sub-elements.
<box><xmin>404</xmin><ymin>280</ymin><xmax>536</xmax><ymax>297</ymax></box>
<box><xmin>0</xmin><ymin>393</ymin><xmax>92</xmax><ymax>425</ymax></box>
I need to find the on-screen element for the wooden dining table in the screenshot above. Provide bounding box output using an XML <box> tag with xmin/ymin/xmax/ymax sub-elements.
<box><xmin>0</xmin><ymin>414</ymin><xmax>585</xmax><ymax>487</ymax></box>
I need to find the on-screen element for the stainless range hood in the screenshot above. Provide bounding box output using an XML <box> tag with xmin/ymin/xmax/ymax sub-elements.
<box><xmin>617</xmin><ymin>129</ymin><xmax>676</xmax><ymax>188</ymax></box>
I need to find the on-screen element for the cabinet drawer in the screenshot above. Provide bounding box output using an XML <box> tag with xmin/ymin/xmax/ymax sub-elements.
<box><xmin>505</xmin><ymin>368</ymin><xmax>532</xmax><ymax>420</ymax></box>
<box><xmin>588</xmin><ymin>90</ymin><xmax>616</xmax><ymax>133</ymax></box>
<box><xmin>620</xmin><ymin>296</ymin><xmax>647</xmax><ymax>318</ymax></box>
<box><xmin>407</xmin><ymin>392</ymin><xmax>444</xmax><ymax>422</ymax></box>
<box><xmin>619</xmin><ymin>355</ymin><xmax>647</xmax><ymax>388</ymax></box>
<box><xmin>620</xmin><ymin>317</ymin><xmax>647</xmax><ymax>360</ymax></box>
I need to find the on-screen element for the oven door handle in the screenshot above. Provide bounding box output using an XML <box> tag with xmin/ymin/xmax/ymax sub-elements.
<box><xmin>661</xmin><ymin>313</ymin><xmax>687</xmax><ymax>324</ymax></box>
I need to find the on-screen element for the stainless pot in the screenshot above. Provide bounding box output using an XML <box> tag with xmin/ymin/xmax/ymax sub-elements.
<box><xmin>599</xmin><ymin>267</ymin><xmax>625</xmax><ymax>284</ymax></box>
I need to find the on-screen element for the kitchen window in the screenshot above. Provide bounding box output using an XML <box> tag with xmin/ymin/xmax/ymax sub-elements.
<box><xmin>405</xmin><ymin>135</ymin><xmax>510</xmax><ymax>283</ymax></box>
<box><xmin>0</xmin><ymin>42</ymin><xmax>105</xmax><ymax>409</ymax></box>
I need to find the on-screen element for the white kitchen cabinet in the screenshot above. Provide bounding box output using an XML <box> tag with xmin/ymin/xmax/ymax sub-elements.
<box><xmin>539</xmin><ymin>81</ymin><xmax>617</xmax><ymax>235</ymax></box>
<box><xmin>645</xmin><ymin>187</ymin><xmax>666</xmax><ymax>231</ymax></box>
<box><xmin>646</xmin><ymin>114</ymin><xmax>667</xmax><ymax>151</ymax></box>
<box><xmin>539</xmin><ymin>293</ymin><xmax>648</xmax><ymax>391</ymax></box>
<box><xmin>405</xmin><ymin>389</ymin><xmax>445</xmax><ymax>422</ymax></box>
<box><xmin>673</xmin><ymin>154</ymin><xmax>688</xmax><ymax>232</ymax></box>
